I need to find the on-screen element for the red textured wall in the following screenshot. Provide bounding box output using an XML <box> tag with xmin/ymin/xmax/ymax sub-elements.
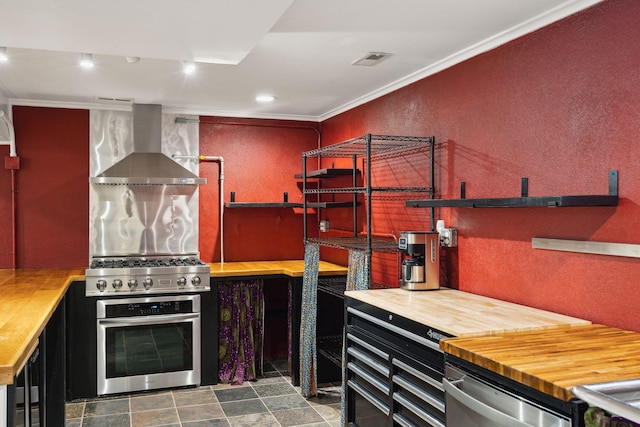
<box><xmin>1</xmin><ymin>0</ymin><xmax>638</xmax><ymax>335</ymax></box>
<box><xmin>321</xmin><ymin>0</ymin><xmax>640</xmax><ymax>331</ymax></box>
<box><xmin>198</xmin><ymin>117</ymin><xmax>319</xmax><ymax>262</ymax></box>
<box><xmin>2</xmin><ymin>106</ymin><xmax>89</xmax><ymax>268</ymax></box>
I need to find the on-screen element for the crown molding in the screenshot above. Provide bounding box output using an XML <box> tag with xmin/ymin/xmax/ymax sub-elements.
<box><xmin>319</xmin><ymin>0</ymin><xmax>603</xmax><ymax>122</ymax></box>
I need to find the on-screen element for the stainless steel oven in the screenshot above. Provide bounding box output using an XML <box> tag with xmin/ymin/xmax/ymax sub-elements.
<box><xmin>96</xmin><ymin>294</ymin><xmax>201</xmax><ymax>396</ymax></box>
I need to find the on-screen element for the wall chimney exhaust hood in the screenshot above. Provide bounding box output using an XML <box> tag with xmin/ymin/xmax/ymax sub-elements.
<box><xmin>90</xmin><ymin>104</ymin><xmax>206</xmax><ymax>185</ymax></box>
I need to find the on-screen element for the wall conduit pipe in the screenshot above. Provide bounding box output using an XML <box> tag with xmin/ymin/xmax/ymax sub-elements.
<box><xmin>1</xmin><ymin>108</ymin><xmax>18</xmax><ymax>269</ymax></box>
<box><xmin>199</xmin><ymin>155</ymin><xmax>225</xmax><ymax>264</ymax></box>
<box><xmin>172</xmin><ymin>154</ymin><xmax>225</xmax><ymax>264</ymax></box>
<box><xmin>175</xmin><ymin>116</ymin><xmax>321</xmax><ymax>258</ymax></box>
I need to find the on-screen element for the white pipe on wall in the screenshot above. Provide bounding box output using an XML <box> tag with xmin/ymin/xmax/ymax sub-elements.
<box><xmin>173</xmin><ymin>154</ymin><xmax>225</xmax><ymax>264</ymax></box>
<box><xmin>0</xmin><ymin>110</ymin><xmax>16</xmax><ymax>157</ymax></box>
<box><xmin>199</xmin><ymin>155</ymin><xmax>225</xmax><ymax>264</ymax></box>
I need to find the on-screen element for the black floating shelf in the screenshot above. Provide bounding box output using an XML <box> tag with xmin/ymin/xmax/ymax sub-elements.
<box><xmin>406</xmin><ymin>170</ymin><xmax>619</xmax><ymax>209</ymax></box>
<box><xmin>294</xmin><ymin>168</ymin><xmax>360</xmax><ymax>179</ymax></box>
<box><xmin>225</xmin><ymin>202</ymin><xmax>303</xmax><ymax>208</ymax></box>
<box><xmin>406</xmin><ymin>195</ymin><xmax>618</xmax><ymax>208</ymax></box>
<box><xmin>306</xmin><ymin>201</ymin><xmax>357</xmax><ymax>208</ymax></box>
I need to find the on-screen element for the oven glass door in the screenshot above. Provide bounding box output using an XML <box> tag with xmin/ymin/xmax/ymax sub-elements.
<box><xmin>105</xmin><ymin>320</ymin><xmax>194</xmax><ymax>377</ymax></box>
<box><xmin>97</xmin><ymin>295</ymin><xmax>201</xmax><ymax>396</ymax></box>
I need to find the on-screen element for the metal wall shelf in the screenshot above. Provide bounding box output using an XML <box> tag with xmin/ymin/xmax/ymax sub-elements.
<box><xmin>225</xmin><ymin>202</ymin><xmax>303</xmax><ymax>208</ymax></box>
<box><xmin>302</xmin><ymin>134</ymin><xmax>435</xmax><ymax>266</ymax></box>
<box><xmin>406</xmin><ymin>170</ymin><xmax>618</xmax><ymax>209</ymax></box>
<box><xmin>303</xmin><ymin>134</ymin><xmax>434</xmax><ymax>157</ymax></box>
<box><xmin>294</xmin><ymin>168</ymin><xmax>359</xmax><ymax>179</ymax></box>
<box><xmin>306</xmin><ymin>236</ymin><xmax>399</xmax><ymax>253</ymax></box>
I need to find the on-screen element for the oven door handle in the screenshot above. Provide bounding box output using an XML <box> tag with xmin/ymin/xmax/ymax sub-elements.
<box><xmin>97</xmin><ymin>313</ymin><xmax>199</xmax><ymax>327</ymax></box>
<box><xmin>443</xmin><ymin>378</ymin><xmax>531</xmax><ymax>427</ymax></box>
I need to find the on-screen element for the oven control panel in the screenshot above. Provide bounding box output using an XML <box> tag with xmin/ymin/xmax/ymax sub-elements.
<box><xmin>104</xmin><ymin>300</ymin><xmax>195</xmax><ymax>317</ymax></box>
<box><xmin>85</xmin><ymin>257</ymin><xmax>211</xmax><ymax>296</ymax></box>
<box><xmin>85</xmin><ymin>273</ymin><xmax>210</xmax><ymax>296</ymax></box>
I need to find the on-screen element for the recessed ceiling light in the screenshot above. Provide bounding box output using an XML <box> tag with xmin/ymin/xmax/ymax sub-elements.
<box><xmin>0</xmin><ymin>47</ymin><xmax>8</xmax><ymax>62</ymax></box>
<box><xmin>256</xmin><ymin>95</ymin><xmax>275</xmax><ymax>103</ymax></box>
<box><xmin>352</xmin><ymin>52</ymin><xmax>393</xmax><ymax>66</ymax></box>
<box><xmin>182</xmin><ymin>61</ymin><xmax>196</xmax><ymax>74</ymax></box>
<box><xmin>80</xmin><ymin>53</ymin><xmax>94</xmax><ymax>69</ymax></box>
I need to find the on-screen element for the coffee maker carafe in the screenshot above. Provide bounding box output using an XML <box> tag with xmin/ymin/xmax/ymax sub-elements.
<box><xmin>399</xmin><ymin>231</ymin><xmax>440</xmax><ymax>291</ymax></box>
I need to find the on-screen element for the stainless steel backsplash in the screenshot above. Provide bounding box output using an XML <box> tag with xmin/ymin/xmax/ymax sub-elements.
<box><xmin>89</xmin><ymin>109</ymin><xmax>201</xmax><ymax>259</ymax></box>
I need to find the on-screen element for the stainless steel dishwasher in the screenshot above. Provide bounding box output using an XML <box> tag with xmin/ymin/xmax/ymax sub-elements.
<box><xmin>444</xmin><ymin>363</ymin><xmax>572</xmax><ymax>427</ymax></box>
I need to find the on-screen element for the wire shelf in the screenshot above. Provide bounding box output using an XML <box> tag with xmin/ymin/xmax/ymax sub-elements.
<box><xmin>303</xmin><ymin>134</ymin><xmax>434</xmax><ymax>158</ymax></box>
<box><xmin>317</xmin><ymin>335</ymin><xmax>343</xmax><ymax>367</ymax></box>
<box><xmin>307</xmin><ymin>237</ymin><xmax>398</xmax><ymax>253</ymax></box>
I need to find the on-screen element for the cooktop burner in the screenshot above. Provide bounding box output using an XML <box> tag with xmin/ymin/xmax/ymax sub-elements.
<box><xmin>85</xmin><ymin>255</ymin><xmax>210</xmax><ymax>296</ymax></box>
<box><xmin>90</xmin><ymin>257</ymin><xmax>206</xmax><ymax>269</ymax></box>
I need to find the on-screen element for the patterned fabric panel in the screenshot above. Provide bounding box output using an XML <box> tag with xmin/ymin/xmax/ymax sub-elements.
<box><xmin>300</xmin><ymin>242</ymin><xmax>320</xmax><ymax>398</ymax></box>
<box><xmin>218</xmin><ymin>279</ymin><xmax>264</xmax><ymax>385</ymax></box>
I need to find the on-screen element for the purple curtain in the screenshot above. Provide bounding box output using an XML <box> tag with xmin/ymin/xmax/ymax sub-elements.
<box><xmin>218</xmin><ymin>279</ymin><xmax>264</xmax><ymax>384</ymax></box>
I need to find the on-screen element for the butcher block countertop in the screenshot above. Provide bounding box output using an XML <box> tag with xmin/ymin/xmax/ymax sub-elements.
<box><xmin>0</xmin><ymin>261</ymin><xmax>344</xmax><ymax>386</ymax></box>
<box><xmin>441</xmin><ymin>324</ymin><xmax>640</xmax><ymax>402</ymax></box>
<box><xmin>208</xmin><ymin>260</ymin><xmax>347</xmax><ymax>278</ymax></box>
<box><xmin>344</xmin><ymin>287</ymin><xmax>590</xmax><ymax>338</ymax></box>
<box><xmin>0</xmin><ymin>268</ymin><xmax>84</xmax><ymax>385</ymax></box>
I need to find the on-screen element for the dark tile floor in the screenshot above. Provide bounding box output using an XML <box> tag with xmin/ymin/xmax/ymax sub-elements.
<box><xmin>63</xmin><ymin>360</ymin><xmax>342</xmax><ymax>427</ymax></box>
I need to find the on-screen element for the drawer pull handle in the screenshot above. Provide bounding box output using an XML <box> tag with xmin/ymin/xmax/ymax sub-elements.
<box><xmin>347</xmin><ymin>347</ymin><xmax>389</xmax><ymax>376</ymax></box>
<box><xmin>394</xmin><ymin>392</ymin><xmax>445</xmax><ymax>427</ymax></box>
<box><xmin>393</xmin><ymin>375</ymin><xmax>445</xmax><ymax>413</ymax></box>
<box><xmin>347</xmin><ymin>307</ymin><xmax>442</xmax><ymax>352</ymax></box>
<box><xmin>348</xmin><ymin>379</ymin><xmax>390</xmax><ymax>416</ymax></box>
<box><xmin>347</xmin><ymin>362</ymin><xmax>389</xmax><ymax>394</ymax></box>
<box><xmin>393</xmin><ymin>358</ymin><xmax>443</xmax><ymax>392</ymax></box>
<box><xmin>346</xmin><ymin>332</ymin><xmax>389</xmax><ymax>360</ymax></box>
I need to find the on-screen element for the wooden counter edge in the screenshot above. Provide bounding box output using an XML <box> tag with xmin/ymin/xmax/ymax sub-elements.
<box><xmin>0</xmin><ymin>275</ymin><xmax>78</xmax><ymax>385</ymax></box>
<box><xmin>208</xmin><ymin>260</ymin><xmax>347</xmax><ymax>278</ymax></box>
<box><xmin>440</xmin><ymin>324</ymin><xmax>596</xmax><ymax>402</ymax></box>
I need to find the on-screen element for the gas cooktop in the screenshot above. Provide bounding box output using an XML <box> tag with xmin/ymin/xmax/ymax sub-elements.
<box><xmin>85</xmin><ymin>255</ymin><xmax>211</xmax><ymax>296</ymax></box>
<box><xmin>90</xmin><ymin>256</ymin><xmax>207</xmax><ymax>269</ymax></box>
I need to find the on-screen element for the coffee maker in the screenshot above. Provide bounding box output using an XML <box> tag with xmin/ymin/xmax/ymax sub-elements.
<box><xmin>398</xmin><ymin>231</ymin><xmax>440</xmax><ymax>290</ymax></box>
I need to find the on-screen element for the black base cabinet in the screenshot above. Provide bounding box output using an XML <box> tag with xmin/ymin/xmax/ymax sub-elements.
<box><xmin>344</xmin><ymin>297</ymin><xmax>452</xmax><ymax>427</ymax></box>
<box><xmin>7</xmin><ymin>295</ymin><xmax>66</xmax><ymax>427</ymax></box>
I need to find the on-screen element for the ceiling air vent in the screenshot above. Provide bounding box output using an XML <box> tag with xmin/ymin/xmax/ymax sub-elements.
<box><xmin>352</xmin><ymin>52</ymin><xmax>393</xmax><ymax>66</ymax></box>
<box><xmin>94</xmin><ymin>96</ymin><xmax>134</xmax><ymax>104</ymax></box>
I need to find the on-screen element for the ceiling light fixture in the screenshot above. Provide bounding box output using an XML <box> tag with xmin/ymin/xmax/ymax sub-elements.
<box><xmin>125</xmin><ymin>56</ymin><xmax>140</xmax><ymax>64</ymax></box>
<box><xmin>255</xmin><ymin>95</ymin><xmax>275</xmax><ymax>103</ymax></box>
<box><xmin>352</xmin><ymin>52</ymin><xmax>393</xmax><ymax>66</ymax></box>
<box><xmin>0</xmin><ymin>47</ymin><xmax>8</xmax><ymax>62</ymax></box>
<box><xmin>182</xmin><ymin>61</ymin><xmax>196</xmax><ymax>74</ymax></box>
<box><xmin>80</xmin><ymin>53</ymin><xmax>94</xmax><ymax>69</ymax></box>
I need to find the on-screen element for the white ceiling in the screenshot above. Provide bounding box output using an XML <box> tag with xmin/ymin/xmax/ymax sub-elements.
<box><xmin>0</xmin><ymin>0</ymin><xmax>602</xmax><ymax>121</ymax></box>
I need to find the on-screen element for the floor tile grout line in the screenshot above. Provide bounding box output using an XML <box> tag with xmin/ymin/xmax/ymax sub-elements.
<box><xmin>170</xmin><ymin>388</ymin><xmax>181</xmax><ymax>427</ymax></box>
<box><xmin>69</xmin><ymin>361</ymin><xmax>341</xmax><ymax>427</ymax></box>
<box><xmin>249</xmin><ymin>380</ymin><xmax>285</xmax><ymax>427</ymax></box>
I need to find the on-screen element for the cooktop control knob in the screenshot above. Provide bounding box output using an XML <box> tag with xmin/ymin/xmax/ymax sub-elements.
<box><xmin>128</xmin><ymin>278</ymin><xmax>138</xmax><ymax>289</ymax></box>
<box><xmin>96</xmin><ymin>279</ymin><xmax>107</xmax><ymax>291</ymax></box>
<box><xmin>143</xmin><ymin>278</ymin><xmax>153</xmax><ymax>290</ymax></box>
<box><xmin>191</xmin><ymin>276</ymin><xmax>202</xmax><ymax>286</ymax></box>
<box><xmin>177</xmin><ymin>277</ymin><xmax>187</xmax><ymax>287</ymax></box>
<box><xmin>112</xmin><ymin>279</ymin><xmax>123</xmax><ymax>289</ymax></box>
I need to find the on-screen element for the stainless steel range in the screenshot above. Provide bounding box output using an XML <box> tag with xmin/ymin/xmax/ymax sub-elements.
<box><xmin>85</xmin><ymin>255</ymin><xmax>210</xmax><ymax>296</ymax></box>
<box><xmin>78</xmin><ymin>103</ymin><xmax>213</xmax><ymax>396</ymax></box>
<box><xmin>86</xmin><ymin>103</ymin><xmax>210</xmax><ymax>296</ymax></box>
